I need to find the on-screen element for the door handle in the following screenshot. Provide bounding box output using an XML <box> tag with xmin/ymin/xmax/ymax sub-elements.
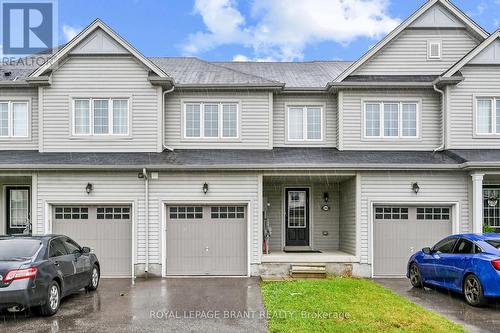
<box><xmin>54</xmin><ymin>261</ymin><xmax>60</xmax><ymax>267</ymax></box>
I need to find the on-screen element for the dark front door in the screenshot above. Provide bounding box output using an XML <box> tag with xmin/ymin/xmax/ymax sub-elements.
<box><xmin>6</xmin><ymin>186</ymin><xmax>31</xmax><ymax>235</ymax></box>
<box><xmin>285</xmin><ymin>188</ymin><xmax>310</xmax><ymax>247</ymax></box>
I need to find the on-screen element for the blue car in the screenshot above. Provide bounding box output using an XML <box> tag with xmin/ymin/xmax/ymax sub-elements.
<box><xmin>407</xmin><ymin>233</ymin><xmax>500</xmax><ymax>307</ymax></box>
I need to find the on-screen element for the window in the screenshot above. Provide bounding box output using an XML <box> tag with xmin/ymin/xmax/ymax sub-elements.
<box><xmin>375</xmin><ymin>207</ymin><xmax>409</xmax><ymax>220</ymax></box>
<box><xmin>72</xmin><ymin>98</ymin><xmax>129</xmax><ymax>136</ymax></box>
<box><xmin>476</xmin><ymin>97</ymin><xmax>500</xmax><ymax>135</ymax></box>
<box><xmin>63</xmin><ymin>238</ymin><xmax>81</xmax><ymax>255</ymax></box>
<box><xmin>211</xmin><ymin>206</ymin><xmax>245</xmax><ymax>219</ymax></box>
<box><xmin>416</xmin><ymin>207</ymin><xmax>450</xmax><ymax>220</ymax></box>
<box><xmin>97</xmin><ymin>207</ymin><xmax>130</xmax><ymax>220</ymax></box>
<box><xmin>364</xmin><ymin>102</ymin><xmax>418</xmax><ymax>138</ymax></box>
<box><xmin>49</xmin><ymin>238</ymin><xmax>68</xmax><ymax>258</ymax></box>
<box><xmin>287</xmin><ymin>106</ymin><xmax>323</xmax><ymax>141</ymax></box>
<box><xmin>432</xmin><ymin>238</ymin><xmax>457</xmax><ymax>254</ymax></box>
<box><xmin>0</xmin><ymin>101</ymin><xmax>29</xmax><ymax>138</ymax></box>
<box><xmin>184</xmin><ymin>102</ymin><xmax>238</xmax><ymax>139</ymax></box>
<box><xmin>169</xmin><ymin>206</ymin><xmax>203</xmax><ymax>219</ymax></box>
<box><xmin>54</xmin><ymin>207</ymin><xmax>89</xmax><ymax>220</ymax></box>
<box><xmin>453</xmin><ymin>239</ymin><xmax>480</xmax><ymax>254</ymax></box>
<box><xmin>428</xmin><ymin>41</ymin><xmax>442</xmax><ymax>59</ymax></box>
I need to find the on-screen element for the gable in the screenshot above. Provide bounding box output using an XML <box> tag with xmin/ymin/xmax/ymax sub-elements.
<box><xmin>70</xmin><ymin>28</ymin><xmax>128</xmax><ymax>55</ymax></box>
<box><xmin>409</xmin><ymin>3</ymin><xmax>465</xmax><ymax>28</ymax></box>
<box><xmin>469</xmin><ymin>38</ymin><xmax>500</xmax><ymax>64</ymax></box>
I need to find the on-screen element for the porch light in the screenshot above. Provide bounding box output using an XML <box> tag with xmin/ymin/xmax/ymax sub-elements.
<box><xmin>203</xmin><ymin>182</ymin><xmax>209</xmax><ymax>194</ymax></box>
<box><xmin>323</xmin><ymin>192</ymin><xmax>329</xmax><ymax>203</ymax></box>
<box><xmin>412</xmin><ymin>182</ymin><xmax>420</xmax><ymax>195</ymax></box>
<box><xmin>85</xmin><ymin>183</ymin><xmax>93</xmax><ymax>194</ymax></box>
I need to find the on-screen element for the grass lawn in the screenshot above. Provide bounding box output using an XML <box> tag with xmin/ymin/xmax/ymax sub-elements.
<box><xmin>261</xmin><ymin>277</ymin><xmax>466</xmax><ymax>333</ymax></box>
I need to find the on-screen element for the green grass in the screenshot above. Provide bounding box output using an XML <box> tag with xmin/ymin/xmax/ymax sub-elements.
<box><xmin>261</xmin><ymin>277</ymin><xmax>466</xmax><ymax>333</ymax></box>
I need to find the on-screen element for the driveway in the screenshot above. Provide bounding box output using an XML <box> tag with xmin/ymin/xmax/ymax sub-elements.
<box><xmin>375</xmin><ymin>278</ymin><xmax>500</xmax><ymax>333</ymax></box>
<box><xmin>0</xmin><ymin>278</ymin><xmax>267</xmax><ymax>333</ymax></box>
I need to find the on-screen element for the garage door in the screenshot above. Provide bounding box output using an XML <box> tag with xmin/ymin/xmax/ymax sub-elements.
<box><xmin>166</xmin><ymin>205</ymin><xmax>247</xmax><ymax>276</ymax></box>
<box><xmin>52</xmin><ymin>205</ymin><xmax>132</xmax><ymax>277</ymax></box>
<box><xmin>373</xmin><ymin>206</ymin><xmax>452</xmax><ymax>277</ymax></box>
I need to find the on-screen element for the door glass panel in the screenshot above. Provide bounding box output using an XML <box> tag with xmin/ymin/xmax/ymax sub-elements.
<box><xmin>10</xmin><ymin>189</ymin><xmax>29</xmax><ymax>227</ymax></box>
<box><xmin>288</xmin><ymin>191</ymin><xmax>306</xmax><ymax>228</ymax></box>
<box><xmin>432</xmin><ymin>238</ymin><xmax>457</xmax><ymax>254</ymax></box>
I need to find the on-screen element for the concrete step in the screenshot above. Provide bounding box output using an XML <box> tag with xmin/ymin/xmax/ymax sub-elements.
<box><xmin>290</xmin><ymin>264</ymin><xmax>327</xmax><ymax>279</ymax></box>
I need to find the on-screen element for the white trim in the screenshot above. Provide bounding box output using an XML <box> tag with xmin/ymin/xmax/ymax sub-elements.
<box><xmin>0</xmin><ymin>99</ymin><xmax>31</xmax><ymax>139</ymax></box>
<box><xmin>334</xmin><ymin>0</ymin><xmax>489</xmax><ymax>83</ymax></box>
<box><xmin>285</xmin><ymin>105</ymin><xmax>325</xmax><ymax>143</ymax></box>
<box><xmin>362</xmin><ymin>100</ymin><xmax>420</xmax><ymax>139</ymax></box>
<box><xmin>427</xmin><ymin>40</ymin><xmax>442</xmax><ymax>60</ymax></box>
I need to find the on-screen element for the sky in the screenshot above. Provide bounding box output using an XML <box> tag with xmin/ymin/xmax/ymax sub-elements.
<box><xmin>57</xmin><ymin>0</ymin><xmax>500</xmax><ymax>62</ymax></box>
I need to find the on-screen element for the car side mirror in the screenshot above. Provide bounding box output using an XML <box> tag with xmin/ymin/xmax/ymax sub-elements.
<box><xmin>81</xmin><ymin>247</ymin><xmax>91</xmax><ymax>254</ymax></box>
<box><xmin>422</xmin><ymin>247</ymin><xmax>432</xmax><ymax>255</ymax></box>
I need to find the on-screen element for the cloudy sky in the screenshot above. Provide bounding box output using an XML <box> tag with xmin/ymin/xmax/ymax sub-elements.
<box><xmin>58</xmin><ymin>0</ymin><xmax>500</xmax><ymax>61</ymax></box>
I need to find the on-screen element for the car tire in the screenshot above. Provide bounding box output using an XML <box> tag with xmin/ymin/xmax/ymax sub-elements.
<box><xmin>464</xmin><ymin>274</ymin><xmax>487</xmax><ymax>307</ymax></box>
<box><xmin>86</xmin><ymin>265</ymin><xmax>100</xmax><ymax>291</ymax></box>
<box><xmin>39</xmin><ymin>281</ymin><xmax>60</xmax><ymax>316</ymax></box>
<box><xmin>409</xmin><ymin>263</ymin><xmax>423</xmax><ymax>288</ymax></box>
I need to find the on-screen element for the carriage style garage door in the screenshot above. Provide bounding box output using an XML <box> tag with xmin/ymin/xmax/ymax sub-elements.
<box><xmin>166</xmin><ymin>205</ymin><xmax>247</xmax><ymax>276</ymax></box>
<box><xmin>52</xmin><ymin>205</ymin><xmax>132</xmax><ymax>277</ymax></box>
<box><xmin>373</xmin><ymin>206</ymin><xmax>452</xmax><ymax>277</ymax></box>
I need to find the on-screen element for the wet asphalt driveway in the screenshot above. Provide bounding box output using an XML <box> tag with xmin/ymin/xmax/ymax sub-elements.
<box><xmin>0</xmin><ymin>278</ymin><xmax>267</xmax><ymax>333</ymax></box>
<box><xmin>375</xmin><ymin>278</ymin><xmax>500</xmax><ymax>333</ymax></box>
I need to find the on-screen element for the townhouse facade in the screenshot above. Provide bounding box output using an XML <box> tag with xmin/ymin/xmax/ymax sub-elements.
<box><xmin>1</xmin><ymin>0</ymin><xmax>500</xmax><ymax>278</ymax></box>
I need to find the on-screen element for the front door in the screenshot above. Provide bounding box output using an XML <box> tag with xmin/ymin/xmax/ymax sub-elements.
<box><xmin>285</xmin><ymin>188</ymin><xmax>310</xmax><ymax>247</ymax></box>
<box><xmin>6</xmin><ymin>186</ymin><xmax>31</xmax><ymax>235</ymax></box>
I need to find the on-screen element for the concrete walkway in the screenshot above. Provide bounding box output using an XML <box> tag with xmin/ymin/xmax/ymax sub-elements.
<box><xmin>375</xmin><ymin>278</ymin><xmax>500</xmax><ymax>333</ymax></box>
<box><xmin>0</xmin><ymin>278</ymin><xmax>267</xmax><ymax>333</ymax></box>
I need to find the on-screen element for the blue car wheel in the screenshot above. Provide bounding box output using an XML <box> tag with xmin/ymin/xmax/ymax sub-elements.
<box><xmin>464</xmin><ymin>275</ymin><xmax>487</xmax><ymax>307</ymax></box>
<box><xmin>409</xmin><ymin>263</ymin><xmax>423</xmax><ymax>288</ymax></box>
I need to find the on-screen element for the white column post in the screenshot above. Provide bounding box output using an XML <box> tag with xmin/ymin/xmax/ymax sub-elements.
<box><xmin>471</xmin><ymin>173</ymin><xmax>485</xmax><ymax>234</ymax></box>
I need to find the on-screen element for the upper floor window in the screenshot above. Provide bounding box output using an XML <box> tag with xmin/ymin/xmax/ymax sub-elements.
<box><xmin>364</xmin><ymin>101</ymin><xmax>418</xmax><ymax>139</ymax></box>
<box><xmin>73</xmin><ymin>98</ymin><xmax>129</xmax><ymax>136</ymax></box>
<box><xmin>428</xmin><ymin>40</ymin><xmax>442</xmax><ymax>60</ymax></box>
<box><xmin>184</xmin><ymin>102</ymin><xmax>238</xmax><ymax>139</ymax></box>
<box><xmin>476</xmin><ymin>97</ymin><xmax>500</xmax><ymax>135</ymax></box>
<box><xmin>0</xmin><ymin>101</ymin><xmax>29</xmax><ymax>138</ymax></box>
<box><xmin>287</xmin><ymin>106</ymin><xmax>323</xmax><ymax>141</ymax></box>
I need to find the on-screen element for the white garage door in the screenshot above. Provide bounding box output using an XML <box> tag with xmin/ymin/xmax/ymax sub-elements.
<box><xmin>373</xmin><ymin>206</ymin><xmax>452</xmax><ymax>277</ymax></box>
<box><xmin>166</xmin><ymin>205</ymin><xmax>247</xmax><ymax>276</ymax></box>
<box><xmin>52</xmin><ymin>205</ymin><xmax>132</xmax><ymax>277</ymax></box>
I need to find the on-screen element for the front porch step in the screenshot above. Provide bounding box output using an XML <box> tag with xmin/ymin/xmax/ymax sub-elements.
<box><xmin>290</xmin><ymin>264</ymin><xmax>327</xmax><ymax>279</ymax></box>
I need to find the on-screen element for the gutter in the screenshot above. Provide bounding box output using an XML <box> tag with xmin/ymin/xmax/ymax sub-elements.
<box><xmin>141</xmin><ymin>168</ymin><xmax>149</xmax><ymax>276</ymax></box>
<box><xmin>175</xmin><ymin>83</ymin><xmax>284</xmax><ymax>90</ymax></box>
<box><xmin>327</xmin><ymin>81</ymin><xmax>433</xmax><ymax>91</ymax></box>
<box><xmin>433</xmin><ymin>83</ymin><xmax>446</xmax><ymax>152</ymax></box>
<box><xmin>162</xmin><ymin>85</ymin><xmax>175</xmax><ymax>151</ymax></box>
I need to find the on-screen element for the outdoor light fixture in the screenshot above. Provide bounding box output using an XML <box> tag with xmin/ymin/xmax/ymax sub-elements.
<box><xmin>86</xmin><ymin>183</ymin><xmax>93</xmax><ymax>194</ymax></box>
<box><xmin>323</xmin><ymin>192</ymin><xmax>329</xmax><ymax>203</ymax></box>
<box><xmin>412</xmin><ymin>182</ymin><xmax>420</xmax><ymax>194</ymax></box>
<box><xmin>203</xmin><ymin>182</ymin><xmax>209</xmax><ymax>194</ymax></box>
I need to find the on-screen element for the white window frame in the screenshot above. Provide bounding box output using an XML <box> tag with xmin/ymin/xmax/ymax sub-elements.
<box><xmin>286</xmin><ymin>105</ymin><xmax>324</xmax><ymax>142</ymax></box>
<box><xmin>363</xmin><ymin>101</ymin><xmax>419</xmax><ymax>139</ymax></box>
<box><xmin>474</xmin><ymin>96</ymin><xmax>500</xmax><ymax>136</ymax></box>
<box><xmin>428</xmin><ymin>40</ymin><xmax>442</xmax><ymax>60</ymax></box>
<box><xmin>0</xmin><ymin>100</ymin><xmax>30</xmax><ymax>138</ymax></box>
<box><xmin>182</xmin><ymin>102</ymin><xmax>240</xmax><ymax>140</ymax></box>
<box><xmin>71</xmin><ymin>98</ymin><xmax>130</xmax><ymax>137</ymax></box>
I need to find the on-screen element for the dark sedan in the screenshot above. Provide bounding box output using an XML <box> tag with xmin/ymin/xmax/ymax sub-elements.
<box><xmin>0</xmin><ymin>235</ymin><xmax>100</xmax><ymax>316</ymax></box>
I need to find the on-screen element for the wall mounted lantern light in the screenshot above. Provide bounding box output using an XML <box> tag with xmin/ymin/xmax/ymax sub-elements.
<box><xmin>86</xmin><ymin>183</ymin><xmax>94</xmax><ymax>195</ymax></box>
<box><xmin>323</xmin><ymin>192</ymin><xmax>329</xmax><ymax>203</ymax></box>
<box><xmin>412</xmin><ymin>182</ymin><xmax>420</xmax><ymax>195</ymax></box>
<box><xmin>203</xmin><ymin>182</ymin><xmax>209</xmax><ymax>194</ymax></box>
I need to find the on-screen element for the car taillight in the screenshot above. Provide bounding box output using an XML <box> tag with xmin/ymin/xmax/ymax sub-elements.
<box><xmin>3</xmin><ymin>267</ymin><xmax>38</xmax><ymax>283</ymax></box>
<box><xmin>492</xmin><ymin>259</ymin><xmax>500</xmax><ymax>271</ymax></box>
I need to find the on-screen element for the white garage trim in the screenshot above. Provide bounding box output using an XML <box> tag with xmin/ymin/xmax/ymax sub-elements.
<box><xmin>368</xmin><ymin>200</ymin><xmax>460</xmax><ymax>278</ymax></box>
<box><xmin>44</xmin><ymin>200</ymin><xmax>136</xmax><ymax>278</ymax></box>
<box><xmin>160</xmin><ymin>199</ymin><xmax>252</xmax><ymax>278</ymax></box>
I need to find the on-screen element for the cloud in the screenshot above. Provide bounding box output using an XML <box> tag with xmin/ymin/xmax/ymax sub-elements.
<box><xmin>62</xmin><ymin>25</ymin><xmax>82</xmax><ymax>42</ymax></box>
<box><xmin>232</xmin><ymin>54</ymin><xmax>275</xmax><ymax>62</ymax></box>
<box><xmin>182</xmin><ymin>0</ymin><xmax>401</xmax><ymax>61</ymax></box>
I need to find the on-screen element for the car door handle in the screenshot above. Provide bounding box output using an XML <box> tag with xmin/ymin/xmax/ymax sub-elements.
<box><xmin>54</xmin><ymin>261</ymin><xmax>60</xmax><ymax>267</ymax></box>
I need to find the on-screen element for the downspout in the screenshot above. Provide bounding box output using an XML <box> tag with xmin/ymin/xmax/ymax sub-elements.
<box><xmin>433</xmin><ymin>83</ymin><xmax>446</xmax><ymax>153</ymax></box>
<box><xmin>162</xmin><ymin>86</ymin><xmax>175</xmax><ymax>151</ymax></box>
<box><xmin>142</xmin><ymin>168</ymin><xmax>149</xmax><ymax>275</ymax></box>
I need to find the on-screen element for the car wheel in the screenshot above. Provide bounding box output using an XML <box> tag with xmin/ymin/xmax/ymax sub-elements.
<box><xmin>409</xmin><ymin>263</ymin><xmax>423</xmax><ymax>288</ymax></box>
<box><xmin>464</xmin><ymin>275</ymin><xmax>487</xmax><ymax>307</ymax></box>
<box><xmin>39</xmin><ymin>281</ymin><xmax>60</xmax><ymax>316</ymax></box>
<box><xmin>86</xmin><ymin>265</ymin><xmax>100</xmax><ymax>291</ymax></box>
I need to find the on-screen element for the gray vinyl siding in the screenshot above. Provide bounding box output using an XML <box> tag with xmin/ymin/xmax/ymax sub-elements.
<box><xmin>341</xmin><ymin>88</ymin><xmax>441</xmax><ymax>150</ymax></box>
<box><xmin>448</xmin><ymin>65</ymin><xmax>500</xmax><ymax>149</ymax></box>
<box><xmin>339</xmin><ymin>177</ymin><xmax>356</xmax><ymax>255</ymax></box>
<box><xmin>263</xmin><ymin>177</ymin><xmax>340</xmax><ymax>251</ymax></box>
<box><xmin>359</xmin><ymin>171</ymin><xmax>470</xmax><ymax>264</ymax></box>
<box><xmin>355</xmin><ymin>29</ymin><xmax>479</xmax><ymax>75</ymax></box>
<box><xmin>164</xmin><ymin>90</ymin><xmax>271</xmax><ymax>149</ymax></box>
<box><xmin>273</xmin><ymin>93</ymin><xmax>337</xmax><ymax>147</ymax></box>
<box><xmin>0</xmin><ymin>88</ymin><xmax>38</xmax><ymax>150</ymax></box>
<box><xmin>41</xmin><ymin>56</ymin><xmax>161</xmax><ymax>152</ymax></box>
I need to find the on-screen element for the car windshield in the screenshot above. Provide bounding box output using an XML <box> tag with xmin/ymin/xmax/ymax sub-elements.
<box><xmin>0</xmin><ymin>239</ymin><xmax>42</xmax><ymax>260</ymax></box>
<box><xmin>486</xmin><ymin>240</ymin><xmax>500</xmax><ymax>249</ymax></box>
